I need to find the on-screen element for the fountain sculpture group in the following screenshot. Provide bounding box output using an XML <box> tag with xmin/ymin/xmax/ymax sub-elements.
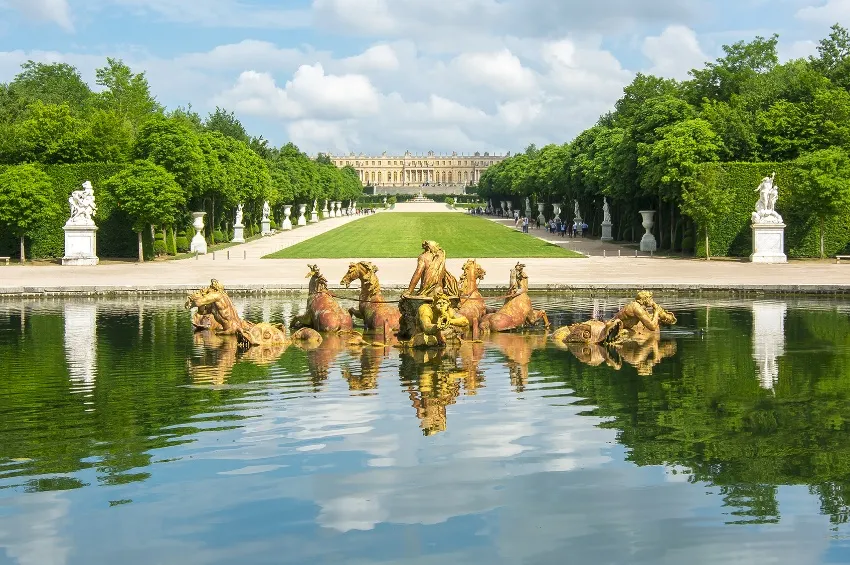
<box><xmin>186</xmin><ymin>240</ymin><xmax>678</xmax><ymax>356</ymax></box>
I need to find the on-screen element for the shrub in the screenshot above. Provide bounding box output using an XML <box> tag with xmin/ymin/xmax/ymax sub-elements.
<box><xmin>153</xmin><ymin>239</ymin><xmax>167</xmax><ymax>256</ymax></box>
<box><xmin>166</xmin><ymin>228</ymin><xmax>177</xmax><ymax>255</ymax></box>
<box><xmin>681</xmin><ymin>236</ymin><xmax>694</xmax><ymax>252</ymax></box>
<box><xmin>213</xmin><ymin>229</ymin><xmax>227</xmax><ymax>243</ymax></box>
<box><xmin>175</xmin><ymin>236</ymin><xmax>190</xmax><ymax>252</ymax></box>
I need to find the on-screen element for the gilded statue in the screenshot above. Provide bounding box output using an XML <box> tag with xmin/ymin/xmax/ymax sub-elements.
<box><xmin>186</xmin><ymin>279</ymin><xmax>321</xmax><ymax>347</ymax></box>
<box><xmin>400</xmin><ymin>293</ymin><xmax>469</xmax><ymax>348</ymax></box>
<box><xmin>291</xmin><ymin>264</ymin><xmax>354</xmax><ymax>332</ymax></box>
<box><xmin>479</xmin><ymin>262</ymin><xmax>549</xmax><ymax>332</ymax></box>
<box><xmin>340</xmin><ymin>261</ymin><xmax>401</xmax><ymax>333</ymax></box>
<box><xmin>406</xmin><ymin>240</ymin><xmax>460</xmax><ymax>298</ymax></box>
<box><xmin>551</xmin><ymin>291</ymin><xmax>677</xmax><ymax>345</ymax></box>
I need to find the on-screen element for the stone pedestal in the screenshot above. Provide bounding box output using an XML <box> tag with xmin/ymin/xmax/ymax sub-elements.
<box><xmin>537</xmin><ymin>203</ymin><xmax>546</xmax><ymax>225</ymax></box>
<box><xmin>282</xmin><ymin>205</ymin><xmax>293</xmax><ymax>231</ymax></box>
<box><xmin>639</xmin><ymin>210</ymin><xmax>656</xmax><ymax>252</ymax></box>
<box><xmin>232</xmin><ymin>224</ymin><xmax>245</xmax><ymax>244</ymax></box>
<box><xmin>574</xmin><ymin>218</ymin><xmax>583</xmax><ymax>237</ymax></box>
<box><xmin>323</xmin><ymin>201</ymin><xmax>330</xmax><ymax>219</ymax></box>
<box><xmin>601</xmin><ymin>221</ymin><xmax>613</xmax><ymax>241</ymax></box>
<box><xmin>261</xmin><ymin>219</ymin><xmax>271</xmax><ymax>235</ymax></box>
<box><xmin>750</xmin><ymin>223</ymin><xmax>786</xmax><ymax>263</ymax></box>
<box><xmin>310</xmin><ymin>208</ymin><xmax>319</xmax><ymax>223</ymax></box>
<box><xmin>62</xmin><ymin>224</ymin><xmax>99</xmax><ymax>266</ymax></box>
<box><xmin>297</xmin><ymin>204</ymin><xmax>307</xmax><ymax>226</ymax></box>
<box><xmin>190</xmin><ymin>212</ymin><xmax>207</xmax><ymax>255</ymax></box>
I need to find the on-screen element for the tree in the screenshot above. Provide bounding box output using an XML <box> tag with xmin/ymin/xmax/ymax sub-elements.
<box><xmin>205</xmin><ymin>107</ymin><xmax>248</xmax><ymax>142</ymax></box>
<box><xmin>103</xmin><ymin>161</ymin><xmax>185</xmax><ymax>261</ymax></box>
<box><xmin>0</xmin><ymin>164</ymin><xmax>57</xmax><ymax>262</ymax></box>
<box><xmin>5</xmin><ymin>61</ymin><xmax>93</xmax><ymax>119</ymax></box>
<box><xmin>686</xmin><ymin>34</ymin><xmax>779</xmax><ymax>103</ymax></box>
<box><xmin>95</xmin><ymin>58</ymin><xmax>160</xmax><ymax>132</ymax></box>
<box><xmin>792</xmin><ymin>148</ymin><xmax>850</xmax><ymax>258</ymax></box>
<box><xmin>133</xmin><ymin>114</ymin><xmax>207</xmax><ymax>199</ymax></box>
<box><xmin>8</xmin><ymin>101</ymin><xmax>91</xmax><ymax>164</ymax></box>
<box><xmin>811</xmin><ymin>24</ymin><xmax>850</xmax><ymax>91</ymax></box>
<box><xmin>680</xmin><ymin>165</ymin><xmax>730</xmax><ymax>260</ymax></box>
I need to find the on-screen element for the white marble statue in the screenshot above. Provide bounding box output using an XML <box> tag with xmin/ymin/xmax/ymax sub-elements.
<box><xmin>68</xmin><ymin>181</ymin><xmax>97</xmax><ymax>226</ymax></box>
<box><xmin>573</xmin><ymin>200</ymin><xmax>582</xmax><ymax>220</ymax></box>
<box><xmin>602</xmin><ymin>197</ymin><xmax>611</xmax><ymax>224</ymax></box>
<box><xmin>525</xmin><ymin>197</ymin><xmax>531</xmax><ymax>216</ymax></box>
<box><xmin>234</xmin><ymin>204</ymin><xmax>244</xmax><ymax>227</ymax></box>
<box><xmin>752</xmin><ymin>172</ymin><xmax>783</xmax><ymax>224</ymax></box>
<box><xmin>262</xmin><ymin>201</ymin><xmax>271</xmax><ymax>222</ymax></box>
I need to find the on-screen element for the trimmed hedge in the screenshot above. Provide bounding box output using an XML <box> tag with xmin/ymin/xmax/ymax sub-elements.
<box><xmin>695</xmin><ymin>162</ymin><xmax>850</xmax><ymax>258</ymax></box>
<box><xmin>0</xmin><ymin>163</ymin><xmax>136</xmax><ymax>259</ymax></box>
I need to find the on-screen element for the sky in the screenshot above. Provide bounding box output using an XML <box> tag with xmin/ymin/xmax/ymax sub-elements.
<box><xmin>0</xmin><ymin>0</ymin><xmax>845</xmax><ymax>156</ymax></box>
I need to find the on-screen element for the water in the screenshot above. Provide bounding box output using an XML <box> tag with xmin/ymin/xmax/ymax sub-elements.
<box><xmin>1</xmin><ymin>295</ymin><xmax>850</xmax><ymax>564</ymax></box>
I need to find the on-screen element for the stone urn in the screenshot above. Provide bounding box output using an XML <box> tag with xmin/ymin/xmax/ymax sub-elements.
<box><xmin>639</xmin><ymin>210</ymin><xmax>657</xmax><ymax>252</ymax></box>
<box><xmin>297</xmin><ymin>203</ymin><xmax>307</xmax><ymax>226</ymax></box>
<box><xmin>553</xmin><ymin>204</ymin><xmax>562</xmax><ymax>222</ymax></box>
<box><xmin>537</xmin><ymin>203</ymin><xmax>546</xmax><ymax>225</ymax></box>
<box><xmin>190</xmin><ymin>212</ymin><xmax>207</xmax><ymax>255</ymax></box>
<box><xmin>282</xmin><ymin>205</ymin><xmax>293</xmax><ymax>231</ymax></box>
<box><xmin>335</xmin><ymin>201</ymin><xmax>342</xmax><ymax>217</ymax></box>
<box><xmin>500</xmin><ymin>201</ymin><xmax>506</xmax><ymax>214</ymax></box>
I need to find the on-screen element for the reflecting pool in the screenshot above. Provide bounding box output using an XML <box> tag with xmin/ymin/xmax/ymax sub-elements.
<box><xmin>2</xmin><ymin>295</ymin><xmax>850</xmax><ymax>564</ymax></box>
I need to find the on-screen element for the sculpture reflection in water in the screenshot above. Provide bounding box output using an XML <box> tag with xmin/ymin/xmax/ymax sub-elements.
<box><xmin>488</xmin><ymin>331</ymin><xmax>548</xmax><ymax>391</ymax></box>
<box><xmin>188</xmin><ymin>330</ymin><xmax>289</xmax><ymax>386</ymax></box>
<box><xmin>399</xmin><ymin>340</ymin><xmax>485</xmax><ymax>435</ymax></box>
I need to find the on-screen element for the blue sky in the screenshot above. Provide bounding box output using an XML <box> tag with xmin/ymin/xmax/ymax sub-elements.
<box><xmin>0</xmin><ymin>0</ymin><xmax>845</xmax><ymax>155</ymax></box>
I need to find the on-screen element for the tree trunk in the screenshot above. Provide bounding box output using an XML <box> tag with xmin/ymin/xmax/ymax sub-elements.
<box><xmin>670</xmin><ymin>202</ymin><xmax>675</xmax><ymax>252</ymax></box>
<box><xmin>657</xmin><ymin>195</ymin><xmax>663</xmax><ymax>250</ymax></box>
<box><xmin>820</xmin><ymin>217</ymin><xmax>825</xmax><ymax>259</ymax></box>
<box><xmin>211</xmin><ymin>198</ymin><xmax>216</xmax><ymax>245</ymax></box>
<box><xmin>137</xmin><ymin>231</ymin><xmax>144</xmax><ymax>262</ymax></box>
<box><xmin>19</xmin><ymin>235</ymin><xmax>25</xmax><ymax>264</ymax></box>
<box><xmin>705</xmin><ymin>230</ymin><xmax>711</xmax><ymax>261</ymax></box>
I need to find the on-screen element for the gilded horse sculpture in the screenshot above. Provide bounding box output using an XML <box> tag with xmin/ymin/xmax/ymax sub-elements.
<box><xmin>457</xmin><ymin>259</ymin><xmax>495</xmax><ymax>333</ymax></box>
<box><xmin>340</xmin><ymin>261</ymin><xmax>402</xmax><ymax>332</ymax></box>
<box><xmin>479</xmin><ymin>263</ymin><xmax>549</xmax><ymax>332</ymax></box>
<box><xmin>291</xmin><ymin>264</ymin><xmax>354</xmax><ymax>332</ymax></box>
<box><xmin>186</xmin><ymin>279</ymin><xmax>321</xmax><ymax>347</ymax></box>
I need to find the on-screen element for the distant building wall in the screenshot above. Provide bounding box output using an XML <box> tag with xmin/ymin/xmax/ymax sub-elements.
<box><xmin>328</xmin><ymin>150</ymin><xmax>508</xmax><ymax>190</ymax></box>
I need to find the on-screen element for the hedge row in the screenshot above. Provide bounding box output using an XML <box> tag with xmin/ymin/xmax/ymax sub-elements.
<box><xmin>696</xmin><ymin>162</ymin><xmax>850</xmax><ymax>258</ymax></box>
<box><xmin>0</xmin><ymin>163</ymin><xmax>140</xmax><ymax>260</ymax></box>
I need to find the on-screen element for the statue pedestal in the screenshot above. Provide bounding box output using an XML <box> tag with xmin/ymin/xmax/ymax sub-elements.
<box><xmin>750</xmin><ymin>223</ymin><xmax>787</xmax><ymax>263</ymax></box>
<box><xmin>601</xmin><ymin>221</ymin><xmax>613</xmax><ymax>241</ymax></box>
<box><xmin>232</xmin><ymin>224</ymin><xmax>245</xmax><ymax>244</ymax></box>
<box><xmin>310</xmin><ymin>210</ymin><xmax>319</xmax><ymax>223</ymax></box>
<box><xmin>62</xmin><ymin>224</ymin><xmax>99</xmax><ymax>266</ymax></box>
<box><xmin>261</xmin><ymin>220</ymin><xmax>271</xmax><ymax>235</ymax></box>
<box><xmin>575</xmin><ymin>218</ymin><xmax>583</xmax><ymax>237</ymax></box>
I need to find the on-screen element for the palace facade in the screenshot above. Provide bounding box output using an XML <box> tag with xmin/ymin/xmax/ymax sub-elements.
<box><xmin>329</xmin><ymin>150</ymin><xmax>508</xmax><ymax>187</ymax></box>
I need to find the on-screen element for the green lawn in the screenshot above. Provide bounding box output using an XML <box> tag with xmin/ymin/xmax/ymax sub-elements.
<box><xmin>264</xmin><ymin>213</ymin><xmax>583</xmax><ymax>258</ymax></box>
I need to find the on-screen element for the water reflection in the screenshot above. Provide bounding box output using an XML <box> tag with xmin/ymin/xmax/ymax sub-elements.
<box><xmin>5</xmin><ymin>295</ymin><xmax>850</xmax><ymax>564</ymax></box>
<box><xmin>63</xmin><ymin>302</ymin><xmax>97</xmax><ymax>402</ymax></box>
<box><xmin>751</xmin><ymin>300</ymin><xmax>786</xmax><ymax>390</ymax></box>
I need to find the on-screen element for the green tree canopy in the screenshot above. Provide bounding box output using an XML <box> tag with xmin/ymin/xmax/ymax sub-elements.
<box><xmin>0</xmin><ymin>164</ymin><xmax>58</xmax><ymax>262</ymax></box>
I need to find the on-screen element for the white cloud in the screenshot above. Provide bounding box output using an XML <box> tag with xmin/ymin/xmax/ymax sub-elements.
<box><xmin>340</xmin><ymin>44</ymin><xmax>400</xmax><ymax>72</ymax></box>
<box><xmin>3</xmin><ymin>0</ymin><xmax>73</xmax><ymax>31</ymax></box>
<box><xmin>450</xmin><ymin>49</ymin><xmax>538</xmax><ymax>97</ymax></box>
<box><xmin>642</xmin><ymin>25</ymin><xmax>708</xmax><ymax>80</ymax></box>
<box><xmin>215</xmin><ymin>64</ymin><xmax>381</xmax><ymax>121</ymax></box>
<box><xmin>780</xmin><ymin>39</ymin><xmax>818</xmax><ymax>61</ymax></box>
<box><xmin>796</xmin><ymin>0</ymin><xmax>850</xmax><ymax>25</ymax></box>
